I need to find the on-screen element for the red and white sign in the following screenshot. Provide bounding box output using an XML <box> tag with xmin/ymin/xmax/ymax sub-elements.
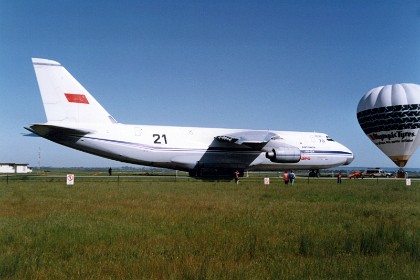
<box><xmin>65</xmin><ymin>93</ymin><xmax>89</xmax><ymax>104</ymax></box>
<box><xmin>67</xmin><ymin>174</ymin><xmax>74</xmax><ymax>185</ymax></box>
<box><xmin>264</xmin><ymin>177</ymin><xmax>270</xmax><ymax>185</ymax></box>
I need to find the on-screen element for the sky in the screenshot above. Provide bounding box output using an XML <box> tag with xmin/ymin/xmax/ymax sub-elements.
<box><xmin>1</xmin><ymin>0</ymin><xmax>419</xmax><ymax>169</ymax></box>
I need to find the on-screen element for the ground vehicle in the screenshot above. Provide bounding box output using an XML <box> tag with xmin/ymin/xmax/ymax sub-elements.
<box><xmin>363</xmin><ymin>168</ymin><xmax>392</xmax><ymax>178</ymax></box>
<box><xmin>348</xmin><ymin>171</ymin><xmax>364</xmax><ymax>179</ymax></box>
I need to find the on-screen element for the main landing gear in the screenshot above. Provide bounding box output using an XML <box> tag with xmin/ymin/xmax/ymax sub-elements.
<box><xmin>309</xmin><ymin>169</ymin><xmax>320</xmax><ymax>177</ymax></box>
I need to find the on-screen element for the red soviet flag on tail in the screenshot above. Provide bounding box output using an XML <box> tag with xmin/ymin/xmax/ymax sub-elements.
<box><xmin>64</xmin><ymin>93</ymin><xmax>89</xmax><ymax>104</ymax></box>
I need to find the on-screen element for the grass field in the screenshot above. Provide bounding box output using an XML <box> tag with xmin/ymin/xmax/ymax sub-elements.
<box><xmin>0</xmin><ymin>176</ymin><xmax>419</xmax><ymax>279</ymax></box>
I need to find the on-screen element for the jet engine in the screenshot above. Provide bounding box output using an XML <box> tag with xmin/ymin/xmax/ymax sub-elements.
<box><xmin>265</xmin><ymin>146</ymin><xmax>301</xmax><ymax>163</ymax></box>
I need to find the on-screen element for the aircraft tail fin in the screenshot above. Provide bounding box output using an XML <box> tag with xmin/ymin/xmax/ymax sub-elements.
<box><xmin>31</xmin><ymin>58</ymin><xmax>117</xmax><ymax>124</ymax></box>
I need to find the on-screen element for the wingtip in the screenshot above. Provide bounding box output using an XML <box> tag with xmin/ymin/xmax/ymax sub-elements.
<box><xmin>23</xmin><ymin>126</ymin><xmax>39</xmax><ymax>137</ymax></box>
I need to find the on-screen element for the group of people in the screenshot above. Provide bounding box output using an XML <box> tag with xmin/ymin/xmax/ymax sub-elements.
<box><xmin>233</xmin><ymin>170</ymin><xmax>297</xmax><ymax>185</ymax></box>
<box><xmin>233</xmin><ymin>170</ymin><xmax>344</xmax><ymax>185</ymax></box>
<box><xmin>283</xmin><ymin>170</ymin><xmax>296</xmax><ymax>185</ymax></box>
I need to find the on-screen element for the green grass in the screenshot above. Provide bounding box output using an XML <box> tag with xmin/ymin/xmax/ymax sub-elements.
<box><xmin>0</xmin><ymin>177</ymin><xmax>419</xmax><ymax>279</ymax></box>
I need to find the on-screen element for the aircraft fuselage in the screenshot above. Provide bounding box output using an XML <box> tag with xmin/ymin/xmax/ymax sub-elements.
<box><xmin>30</xmin><ymin>122</ymin><xmax>353</xmax><ymax>175</ymax></box>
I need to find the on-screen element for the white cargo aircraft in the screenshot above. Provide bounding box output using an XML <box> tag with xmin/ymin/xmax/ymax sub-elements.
<box><xmin>26</xmin><ymin>58</ymin><xmax>353</xmax><ymax>178</ymax></box>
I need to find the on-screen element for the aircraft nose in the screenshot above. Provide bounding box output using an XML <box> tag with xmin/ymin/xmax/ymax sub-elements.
<box><xmin>342</xmin><ymin>145</ymin><xmax>354</xmax><ymax>165</ymax></box>
<box><xmin>343</xmin><ymin>153</ymin><xmax>354</xmax><ymax>165</ymax></box>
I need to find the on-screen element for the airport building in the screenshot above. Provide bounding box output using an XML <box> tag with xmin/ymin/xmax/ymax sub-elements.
<box><xmin>0</xmin><ymin>163</ymin><xmax>33</xmax><ymax>174</ymax></box>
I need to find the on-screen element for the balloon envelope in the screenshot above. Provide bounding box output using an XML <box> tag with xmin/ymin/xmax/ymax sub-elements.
<box><xmin>357</xmin><ymin>83</ymin><xmax>420</xmax><ymax>167</ymax></box>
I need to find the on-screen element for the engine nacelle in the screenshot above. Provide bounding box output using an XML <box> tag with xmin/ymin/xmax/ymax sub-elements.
<box><xmin>266</xmin><ymin>147</ymin><xmax>301</xmax><ymax>163</ymax></box>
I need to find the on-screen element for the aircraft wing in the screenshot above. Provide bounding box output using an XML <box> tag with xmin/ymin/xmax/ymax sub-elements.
<box><xmin>214</xmin><ymin>130</ymin><xmax>301</xmax><ymax>163</ymax></box>
<box><xmin>214</xmin><ymin>131</ymin><xmax>280</xmax><ymax>150</ymax></box>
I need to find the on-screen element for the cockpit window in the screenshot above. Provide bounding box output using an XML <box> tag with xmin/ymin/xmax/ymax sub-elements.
<box><xmin>326</xmin><ymin>136</ymin><xmax>334</xmax><ymax>141</ymax></box>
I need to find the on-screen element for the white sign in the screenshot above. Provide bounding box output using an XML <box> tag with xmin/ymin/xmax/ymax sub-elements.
<box><xmin>406</xmin><ymin>179</ymin><xmax>411</xmax><ymax>186</ymax></box>
<box><xmin>264</xmin><ymin>177</ymin><xmax>270</xmax><ymax>185</ymax></box>
<box><xmin>67</xmin><ymin>174</ymin><xmax>74</xmax><ymax>185</ymax></box>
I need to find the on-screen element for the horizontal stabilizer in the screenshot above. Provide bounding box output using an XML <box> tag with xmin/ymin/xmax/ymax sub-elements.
<box><xmin>25</xmin><ymin>124</ymin><xmax>92</xmax><ymax>138</ymax></box>
<box><xmin>22</xmin><ymin>132</ymin><xmax>40</xmax><ymax>137</ymax></box>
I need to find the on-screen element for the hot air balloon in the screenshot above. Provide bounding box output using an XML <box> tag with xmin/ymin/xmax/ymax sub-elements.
<box><xmin>357</xmin><ymin>83</ymin><xmax>420</xmax><ymax>167</ymax></box>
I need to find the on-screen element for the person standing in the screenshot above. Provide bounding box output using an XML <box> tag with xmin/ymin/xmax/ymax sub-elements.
<box><xmin>234</xmin><ymin>170</ymin><xmax>240</xmax><ymax>184</ymax></box>
<box><xmin>283</xmin><ymin>171</ymin><xmax>289</xmax><ymax>185</ymax></box>
<box><xmin>289</xmin><ymin>170</ymin><xmax>295</xmax><ymax>186</ymax></box>
<box><xmin>337</xmin><ymin>172</ymin><xmax>342</xmax><ymax>184</ymax></box>
<box><xmin>108</xmin><ymin>167</ymin><xmax>112</xmax><ymax>176</ymax></box>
